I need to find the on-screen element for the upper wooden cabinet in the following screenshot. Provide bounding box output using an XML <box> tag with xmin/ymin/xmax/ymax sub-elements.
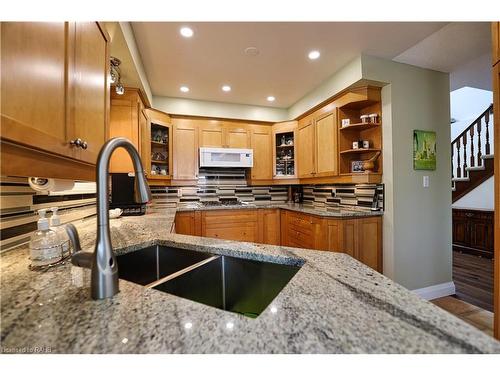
<box><xmin>249</xmin><ymin>125</ymin><xmax>273</xmax><ymax>180</ymax></box>
<box><xmin>297</xmin><ymin>105</ymin><xmax>338</xmax><ymax>179</ymax></box>
<box><xmin>492</xmin><ymin>22</ymin><xmax>500</xmax><ymax>66</ymax></box>
<box><xmin>0</xmin><ymin>22</ymin><xmax>109</xmax><ymax>179</ymax></box>
<box><xmin>198</xmin><ymin>120</ymin><xmax>250</xmax><ymax>148</ymax></box>
<box><xmin>315</xmin><ymin>112</ymin><xmax>338</xmax><ymax>177</ymax></box>
<box><xmin>172</xmin><ymin>118</ymin><xmax>199</xmax><ymax>180</ymax></box>
<box><xmin>143</xmin><ymin>109</ymin><xmax>173</xmax><ymax>181</ymax></box>
<box><xmin>272</xmin><ymin>121</ymin><xmax>298</xmax><ymax>179</ymax></box>
<box><xmin>297</xmin><ymin>118</ymin><xmax>316</xmax><ymax>178</ymax></box>
<box><xmin>225</xmin><ymin>123</ymin><xmax>250</xmax><ymax>148</ymax></box>
<box><xmin>68</xmin><ymin>22</ymin><xmax>109</xmax><ymax>164</ymax></box>
<box><xmin>109</xmin><ymin>89</ymin><xmax>145</xmax><ymax>173</ymax></box>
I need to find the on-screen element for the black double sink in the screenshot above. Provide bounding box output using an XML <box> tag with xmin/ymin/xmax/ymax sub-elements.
<box><xmin>117</xmin><ymin>245</ymin><xmax>301</xmax><ymax>318</ymax></box>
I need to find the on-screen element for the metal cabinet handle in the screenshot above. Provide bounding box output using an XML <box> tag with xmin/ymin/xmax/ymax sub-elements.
<box><xmin>70</xmin><ymin>138</ymin><xmax>88</xmax><ymax>149</ymax></box>
<box><xmin>70</xmin><ymin>138</ymin><xmax>83</xmax><ymax>148</ymax></box>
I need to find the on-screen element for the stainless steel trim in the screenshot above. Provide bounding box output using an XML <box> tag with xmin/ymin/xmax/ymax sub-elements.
<box><xmin>144</xmin><ymin>255</ymin><xmax>220</xmax><ymax>289</ymax></box>
<box><xmin>221</xmin><ymin>256</ymin><xmax>226</xmax><ymax>310</ymax></box>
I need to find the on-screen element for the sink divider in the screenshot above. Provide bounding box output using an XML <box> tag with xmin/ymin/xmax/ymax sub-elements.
<box><xmin>145</xmin><ymin>255</ymin><xmax>221</xmax><ymax>289</ymax></box>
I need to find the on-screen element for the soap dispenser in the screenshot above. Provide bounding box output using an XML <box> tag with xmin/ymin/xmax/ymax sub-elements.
<box><xmin>50</xmin><ymin>207</ymin><xmax>70</xmax><ymax>257</ymax></box>
<box><xmin>29</xmin><ymin>209</ymin><xmax>63</xmax><ymax>270</ymax></box>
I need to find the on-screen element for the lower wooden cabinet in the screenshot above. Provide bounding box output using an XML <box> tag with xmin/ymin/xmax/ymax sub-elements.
<box><xmin>452</xmin><ymin>208</ymin><xmax>494</xmax><ymax>258</ymax></box>
<box><xmin>175</xmin><ymin>208</ymin><xmax>382</xmax><ymax>271</ymax></box>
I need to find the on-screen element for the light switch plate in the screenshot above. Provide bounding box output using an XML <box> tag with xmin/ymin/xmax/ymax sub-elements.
<box><xmin>423</xmin><ymin>175</ymin><xmax>430</xmax><ymax>188</ymax></box>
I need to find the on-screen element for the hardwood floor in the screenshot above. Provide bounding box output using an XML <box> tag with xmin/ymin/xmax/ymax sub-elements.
<box><xmin>453</xmin><ymin>250</ymin><xmax>494</xmax><ymax>312</ymax></box>
<box><xmin>431</xmin><ymin>296</ymin><xmax>494</xmax><ymax>337</ymax></box>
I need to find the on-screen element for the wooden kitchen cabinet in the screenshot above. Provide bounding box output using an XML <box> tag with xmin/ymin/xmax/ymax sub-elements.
<box><xmin>259</xmin><ymin>209</ymin><xmax>281</xmax><ymax>245</ymax></box>
<box><xmin>249</xmin><ymin>125</ymin><xmax>273</xmax><ymax>181</ymax></box>
<box><xmin>0</xmin><ymin>22</ymin><xmax>110</xmax><ymax>180</ymax></box>
<box><xmin>109</xmin><ymin>89</ymin><xmax>146</xmax><ymax>173</ymax></box>
<box><xmin>143</xmin><ymin>108</ymin><xmax>173</xmax><ymax>181</ymax></box>
<box><xmin>314</xmin><ymin>111</ymin><xmax>338</xmax><ymax>177</ymax></box>
<box><xmin>68</xmin><ymin>21</ymin><xmax>109</xmax><ymax>164</ymax></box>
<box><xmin>225</xmin><ymin>123</ymin><xmax>250</xmax><ymax>148</ymax></box>
<box><xmin>356</xmin><ymin>217</ymin><xmax>382</xmax><ymax>271</ymax></box>
<box><xmin>492</xmin><ymin>22</ymin><xmax>500</xmax><ymax>66</ymax></box>
<box><xmin>202</xmin><ymin>210</ymin><xmax>259</xmax><ymax>243</ymax></box>
<box><xmin>198</xmin><ymin>120</ymin><xmax>250</xmax><ymax>148</ymax></box>
<box><xmin>272</xmin><ymin>121</ymin><xmax>298</xmax><ymax>180</ymax></box>
<box><xmin>452</xmin><ymin>208</ymin><xmax>494</xmax><ymax>258</ymax></box>
<box><xmin>297</xmin><ymin>106</ymin><xmax>338</xmax><ymax>179</ymax></box>
<box><xmin>172</xmin><ymin>118</ymin><xmax>199</xmax><ymax>181</ymax></box>
<box><xmin>297</xmin><ymin>118</ymin><xmax>316</xmax><ymax>178</ymax></box>
<box><xmin>199</xmin><ymin>121</ymin><xmax>225</xmax><ymax>147</ymax></box>
<box><xmin>174</xmin><ymin>211</ymin><xmax>202</xmax><ymax>236</ymax></box>
<box><xmin>280</xmin><ymin>210</ymin><xmax>324</xmax><ymax>250</ymax></box>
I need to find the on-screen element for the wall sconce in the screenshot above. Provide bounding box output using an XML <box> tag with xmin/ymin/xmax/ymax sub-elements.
<box><xmin>110</xmin><ymin>56</ymin><xmax>124</xmax><ymax>95</ymax></box>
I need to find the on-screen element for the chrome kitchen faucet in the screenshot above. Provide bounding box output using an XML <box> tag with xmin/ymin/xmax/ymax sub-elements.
<box><xmin>66</xmin><ymin>137</ymin><xmax>151</xmax><ymax>299</ymax></box>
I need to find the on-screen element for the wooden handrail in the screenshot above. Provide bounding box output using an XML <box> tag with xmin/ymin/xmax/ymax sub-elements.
<box><xmin>451</xmin><ymin>104</ymin><xmax>493</xmax><ymax>146</ymax></box>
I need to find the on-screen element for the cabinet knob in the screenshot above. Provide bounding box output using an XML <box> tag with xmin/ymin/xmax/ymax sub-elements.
<box><xmin>70</xmin><ymin>138</ymin><xmax>83</xmax><ymax>148</ymax></box>
<box><xmin>70</xmin><ymin>138</ymin><xmax>88</xmax><ymax>149</ymax></box>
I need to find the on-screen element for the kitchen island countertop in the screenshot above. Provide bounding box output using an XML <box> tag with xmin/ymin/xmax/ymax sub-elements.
<box><xmin>1</xmin><ymin>209</ymin><xmax>499</xmax><ymax>354</ymax></box>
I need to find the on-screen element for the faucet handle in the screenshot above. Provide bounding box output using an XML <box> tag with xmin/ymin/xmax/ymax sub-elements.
<box><xmin>65</xmin><ymin>224</ymin><xmax>82</xmax><ymax>253</ymax></box>
<box><xmin>65</xmin><ymin>223</ymin><xmax>93</xmax><ymax>269</ymax></box>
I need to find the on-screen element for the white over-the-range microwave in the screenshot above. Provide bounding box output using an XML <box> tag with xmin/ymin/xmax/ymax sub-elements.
<box><xmin>199</xmin><ymin>147</ymin><xmax>254</xmax><ymax>168</ymax></box>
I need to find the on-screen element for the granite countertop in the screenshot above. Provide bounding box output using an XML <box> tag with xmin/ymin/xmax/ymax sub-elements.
<box><xmin>176</xmin><ymin>202</ymin><xmax>384</xmax><ymax>218</ymax></box>
<box><xmin>1</xmin><ymin>209</ymin><xmax>499</xmax><ymax>354</ymax></box>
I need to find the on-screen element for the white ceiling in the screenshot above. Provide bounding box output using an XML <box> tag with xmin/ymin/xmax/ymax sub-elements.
<box><xmin>394</xmin><ymin>22</ymin><xmax>492</xmax><ymax>91</ymax></box>
<box><xmin>131</xmin><ymin>22</ymin><xmax>447</xmax><ymax>108</ymax></box>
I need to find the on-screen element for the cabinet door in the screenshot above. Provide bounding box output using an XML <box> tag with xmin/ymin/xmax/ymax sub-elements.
<box><xmin>492</xmin><ymin>22</ymin><xmax>500</xmax><ymax>66</ymax></box>
<box><xmin>315</xmin><ymin>112</ymin><xmax>338</xmax><ymax>177</ymax></box>
<box><xmin>173</xmin><ymin>120</ymin><xmax>199</xmax><ymax>180</ymax></box>
<box><xmin>175</xmin><ymin>211</ymin><xmax>201</xmax><ymax>236</ymax></box>
<box><xmin>342</xmin><ymin>220</ymin><xmax>358</xmax><ymax>258</ymax></box>
<box><xmin>1</xmin><ymin>22</ymin><xmax>73</xmax><ymax>158</ymax></box>
<box><xmin>199</xmin><ymin>124</ymin><xmax>224</xmax><ymax>147</ymax></box>
<box><xmin>357</xmin><ymin>217</ymin><xmax>382</xmax><ymax>272</ymax></box>
<box><xmin>109</xmin><ymin>93</ymin><xmax>141</xmax><ymax>173</ymax></box>
<box><xmin>225</xmin><ymin>126</ymin><xmax>250</xmax><ymax>148</ymax></box>
<box><xmin>250</xmin><ymin>126</ymin><xmax>273</xmax><ymax>180</ymax></box>
<box><xmin>452</xmin><ymin>210</ymin><xmax>470</xmax><ymax>248</ymax></box>
<box><xmin>260</xmin><ymin>209</ymin><xmax>281</xmax><ymax>245</ymax></box>
<box><xmin>325</xmin><ymin>219</ymin><xmax>342</xmax><ymax>252</ymax></box>
<box><xmin>297</xmin><ymin>120</ymin><xmax>315</xmax><ymax>178</ymax></box>
<box><xmin>69</xmin><ymin>22</ymin><xmax>109</xmax><ymax>164</ymax></box>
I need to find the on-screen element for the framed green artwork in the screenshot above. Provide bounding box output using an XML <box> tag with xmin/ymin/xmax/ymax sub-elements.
<box><xmin>413</xmin><ymin>130</ymin><xmax>436</xmax><ymax>170</ymax></box>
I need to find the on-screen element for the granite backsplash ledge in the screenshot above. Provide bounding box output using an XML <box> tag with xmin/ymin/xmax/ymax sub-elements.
<box><xmin>1</xmin><ymin>211</ymin><xmax>499</xmax><ymax>354</ymax></box>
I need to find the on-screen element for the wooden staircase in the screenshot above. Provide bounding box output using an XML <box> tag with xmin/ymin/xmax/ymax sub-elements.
<box><xmin>452</xmin><ymin>104</ymin><xmax>494</xmax><ymax>202</ymax></box>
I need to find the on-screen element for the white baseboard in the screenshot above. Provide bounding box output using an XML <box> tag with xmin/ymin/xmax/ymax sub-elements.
<box><xmin>412</xmin><ymin>282</ymin><xmax>456</xmax><ymax>300</ymax></box>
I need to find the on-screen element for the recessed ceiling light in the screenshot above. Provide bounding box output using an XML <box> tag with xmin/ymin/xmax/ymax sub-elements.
<box><xmin>180</xmin><ymin>27</ymin><xmax>193</xmax><ymax>38</ymax></box>
<box><xmin>180</xmin><ymin>86</ymin><xmax>190</xmax><ymax>93</ymax></box>
<box><xmin>244</xmin><ymin>47</ymin><xmax>260</xmax><ymax>56</ymax></box>
<box><xmin>308</xmin><ymin>50</ymin><xmax>320</xmax><ymax>60</ymax></box>
<box><xmin>222</xmin><ymin>85</ymin><xmax>231</xmax><ymax>92</ymax></box>
<box><xmin>267</xmin><ymin>96</ymin><xmax>275</xmax><ymax>102</ymax></box>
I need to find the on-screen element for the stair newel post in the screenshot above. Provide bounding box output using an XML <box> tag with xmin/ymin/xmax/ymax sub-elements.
<box><xmin>462</xmin><ymin>134</ymin><xmax>467</xmax><ymax>178</ymax></box>
<box><xmin>485</xmin><ymin>107</ymin><xmax>491</xmax><ymax>155</ymax></box>
<box><xmin>477</xmin><ymin>119</ymin><xmax>482</xmax><ymax>163</ymax></box>
<box><xmin>456</xmin><ymin>141</ymin><xmax>462</xmax><ymax>178</ymax></box>
<box><xmin>470</xmin><ymin>124</ymin><xmax>475</xmax><ymax>168</ymax></box>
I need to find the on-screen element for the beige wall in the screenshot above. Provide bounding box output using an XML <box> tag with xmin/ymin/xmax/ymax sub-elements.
<box><xmin>362</xmin><ymin>55</ymin><xmax>452</xmax><ymax>290</ymax></box>
<box><xmin>153</xmin><ymin>96</ymin><xmax>289</xmax><ymax>122</ymax></box>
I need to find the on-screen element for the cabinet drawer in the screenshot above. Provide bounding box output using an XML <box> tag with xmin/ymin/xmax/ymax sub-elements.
<box><xmin>203</xmin><ymin>210</ymin><xmax>258</xmax><ymax>225</ymax></box>
<box><xmin>204</xmin><ymin>223</ymin><xmax>257</xmax><ymax>243</ymax></box>
<box><xmin>286</xmin><ymin>227</ymin><xmax>313</xmax><ymax>248</ymax></box>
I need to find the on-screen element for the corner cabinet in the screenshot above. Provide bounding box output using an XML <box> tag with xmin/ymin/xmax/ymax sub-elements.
<box><xmin>109</xmin><ymin>88</ymin><xmax>146</xmax><ymax>173</ymax></box>
<box><xmin>297</xmin><ymin>105</ymin><xmax>338</xmax><ymax>179</ymax></box>
<box><xmin>0</xmin><ymin>22</ymin><xmax>110</xmax><ymax>180</ymax></box>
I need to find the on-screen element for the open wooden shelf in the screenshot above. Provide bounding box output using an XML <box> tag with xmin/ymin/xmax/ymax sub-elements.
<box><xmin>151</xmin><ymin>140</ymin><xmax>168</xmax><ymax>146</ymax></box>
<box><xmin>151</xmin><ymin>160</ymin><xmax>168</xmax><ymax>164</ymax></box>
<box><xmin>340</xmin><ymin>122</ymin><xmax>380</xmax><ymax>131</ymax></box>
<box><xmin>340</xmin><ymin>148</ymin><xmax>381</xmax><ymax>155</ymax></box>
<box><xmin>276</xmin><ymin>144</ymin><xmax>294</xmax><ymax>148</ymax></box>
